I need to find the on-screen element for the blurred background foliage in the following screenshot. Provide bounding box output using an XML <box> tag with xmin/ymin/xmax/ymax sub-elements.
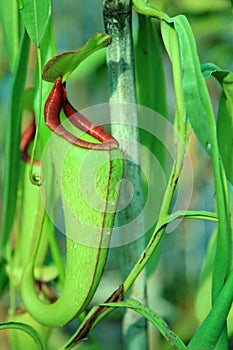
<box><xmin>0</xmin><ymin>0</ymin><xmax>232</xmax><ymax>349</ymax></box>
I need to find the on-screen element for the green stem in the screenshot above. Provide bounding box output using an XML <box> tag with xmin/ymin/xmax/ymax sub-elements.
<box><xmin>123</xmin><ymin>163</ymin><xmax>179</xmax><ymax>292</ymax></box>
<box><xmin>103</xmin><ymin>1</ymin><xmax>147</xmax><ymax>349</ymax></box>
<box><xmin>30</xmin><ymin>47</ymin><xmax>43</xmax><ymax>186</ymax></box>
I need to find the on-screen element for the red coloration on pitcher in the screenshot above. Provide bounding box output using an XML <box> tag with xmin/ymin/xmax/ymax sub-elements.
<box><xmin>44</xmin><ymin>79</ymin><xmax>119</xmax><ymax>150</ymax></box>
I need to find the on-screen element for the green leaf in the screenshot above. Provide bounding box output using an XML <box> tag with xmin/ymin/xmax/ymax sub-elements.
<box><xmin>17</xmin><ymin>0</ymin><xmax>51</xmax><ymax>47</ymax></box>
<box><xmin>201</xmin><ymin>63</ymin><xmax>233</xmax><ymax>184</ymax></box>
<box><xmin>0</xmin><ymin>258</ymin><xmax>8</xmax><ymax>296</ymax></box>
<box><xmin>135</xmin><ymin>15</ymin><xmax>166</xmax><ymax>115</ymax></box>
<box><xmin>172</xmin><ymin>15</ymin><xmax>215</xmax><ymax>156</ymax></box>
<box><xmin>169</xmin><ymin>21</ymin><xmax>231</xmax><ymax>338</ymax></box>
<box><xmin>187</xmin><ymin>266</ymin><xmax>233</xmax><ymax>350</ymax></box>
<box><xmin>228</xmin><ymin>181</ymin><xmax>233</xmax><ymax>235</ymax></box>
<box><xmin>23</xmin><ymin>88</ymin><xmax>35</xmax><ymax>112</ymax></box>
<box><xmin>0</xmin><ymin>0</ymin><xmax>20</xmax><ymax>71</ymax></box>
<box><xmin>218</xmin><ymin>94</ymin><xmax>233</xmax><ymax>184</ymax></box>
<box><xmin>135</xmin><ymin>14</ymin><xmax>168</xmax><ymax>276</ymax></box>
<box><xmin>0</xmin><ymin>321</ymin><xmax>47</xmax><ymax>350</ymax></box>
<box><xmin>42</xmin><ymin>33</ymin><xmax>110</xmax><ymax>82</ymax></box>
<box><xmin>195</xmin><ymin>228</ymin><xmax>218</xmax><ymax>329</ymax></box>
<box><xmin>161</xmin><ymin>19</ymin><xmax>192</xmax><ymax>155</ymax></box>
<box><xmin>103</xmin><ymin>299</ymin><xmax>186</xmax><ymax>350</ymax></box>
<box><xmin>133</xmin><ymin>0</ymin><xmax>170</xmax><ymax>21</ymax></box>
<box><xmin>34</xmin><ymin>14</ymin><xmax>56</xmax><ymax>149</ymax></box>
<box><xmin>195</xmin><ymin>205</ymin><xmax>233</xmax><ymax>340</ymax></box>
<box><xmin>0</xmin><ymin>30</ymin><xmax>30</xmax><ymax>257</ymax></box>
<box><xmin>161</xmin><ymin>210</ymin><xmax>217</xmax><ymax>227</ymax></box>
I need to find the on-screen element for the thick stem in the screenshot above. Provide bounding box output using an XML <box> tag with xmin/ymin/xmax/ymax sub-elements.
<box><xmin>103</xmin><ymin>1</ymin><xmax>148</xmax><ymax>349</ymax></box>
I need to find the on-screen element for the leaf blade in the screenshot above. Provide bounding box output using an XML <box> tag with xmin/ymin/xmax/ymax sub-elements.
<box><xmin>42</xmin><ymin>33</ymin><xmax>110</xmax><ymax>82</ymax></box>
<box><xmin>0</xmin><ymin>0</ymin><xmax>20</xmax><ymax>71</ymax></box>
<box><xmin>201</xmin><ymin>63</ymin><xmax>233</xmax><ymax>184</ymax></box>
<box><xmin>17</xmin><ymin>0</ymin><xmax>51</xmax><ymax>46</ymax></box>
<box><xmin>0</xmin><ymin>30</ymin><xmax>30</xmax><ymax>256</ymax></box>
<box><xmin>173</xmin><ymin>15</ymin><xmax>215</xmax><ymax>155</ymax></box>
<box><xmin>103</xmin><ymin>299</ymin><xmax>186</xmax><ymax>350</ymax></box>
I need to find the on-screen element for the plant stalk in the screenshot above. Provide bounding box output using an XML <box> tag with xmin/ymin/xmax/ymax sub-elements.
<box><xmin>103</xmin><ymin>1</ymin><xmax>148</xmax><ymax>349</ymax></box>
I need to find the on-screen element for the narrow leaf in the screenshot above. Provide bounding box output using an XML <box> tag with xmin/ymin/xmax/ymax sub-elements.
<box><xmin>161</xmin><ymin>19</ymin><xmax>192</xmax><ymax>153</ymax></box>
<box><xmin>173</xmin><ymin>15</ymin><xmax>215</xmax><ymax>156</ymax></box>
<box><xmin>228</xmin><ymin>181</ymin><xmax>233</xmax><ymax>234</ymax></box>
<box><xmin>0</xmin><ymin>258</ymin><xmax>8</xmax><ymax>296</ymax></box>
<box><xmin>0</xmin><ymin>30</ymin><xmax>30</xmax><ymax>256</ymax></box>
<box><xmin>103</xmin><ymin>299</ymin><xmax>186</xmax><ymax>350</ymax></box>
<box><xmin>161</xmin><ymin>210</ymin><xmax>218</xmax><ymax>227</ymax></box>
<box><xmin>135</xmin><ymin>14</ymin><xmax>166</xmax><ymax>115</ymax></box>
<box><xmin>171</xmin><ymin>18</ymin><xmax>231</xmax><ymax>322</ymax></box>
<box><xmin>201</xmin><ymin>63</ymin><xmax>233</xmax><ymax>183</ymax></box>
<box><xmin>0</xmin><ymin>0</ymin><xmax>20</xmax><ymax>70</ymax></box>
<box><xmin>187</xmin><ymin>267</ymin><xmax>233</xmax><ymax>350</ymax></box>
<box><xmin>34</xmin><ymin>14</ymin><xmax>56</xmax><ymax>148</ymax></box>
<box><xmin>135</xmin><ymin>14</ymin><xmax>168</xmax><ymax>277</ymax></box>
<box><xmin>42</xmin><ymin>33</ymin><xmax>110</xmax><ymax>82</ymax></box>
<box><xmin>133</xmin><ymin>0</ymin><xmax>170</xmax><ymax>21</ymax></box>
<box><xmin>17</xmin><ymin>0</ymin><xmax>51</xmax><ymax>47</ymax></box>
<box><xmin>218</xmin><ymin>94</ymin><xmax>233</xmax><ymax>184</ymax></box>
